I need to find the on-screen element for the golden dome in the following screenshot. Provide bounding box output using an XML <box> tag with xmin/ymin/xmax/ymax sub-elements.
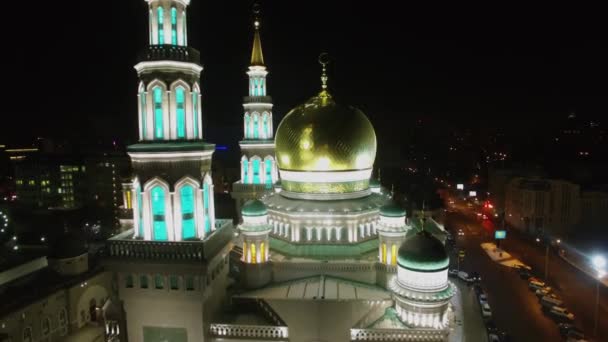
<box><xmin>275</xmin><ymin>91</ymin><xmax>377</xmax><ymax>172</ymax></box>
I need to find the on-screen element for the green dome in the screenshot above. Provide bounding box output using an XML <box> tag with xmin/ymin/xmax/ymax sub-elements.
<box><xmin>380</xmin><ymin>203</ymin><xmax>406</xmax><ymax>217</ymax></box>
<box><xmin>242</xmin><ymin>200</ymin><xmax>268</xmax><ymax>217</ymax></box>
<box><xmin>397</xmin><ymin>231</ymin><xmax>449</xmax><ymax>272</ymax></box>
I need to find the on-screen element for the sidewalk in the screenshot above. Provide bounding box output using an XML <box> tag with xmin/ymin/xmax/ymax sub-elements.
<box><xmin>480</xmin><ymin>243</ymin><xmax>528</xmax><ymax>268</ymax></box>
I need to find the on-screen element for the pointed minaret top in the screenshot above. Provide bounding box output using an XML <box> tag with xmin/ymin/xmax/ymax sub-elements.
<box><xmin>250</xmin><ymin>4</ymin><xmax>265</xmax><ymax>67</ymax></box>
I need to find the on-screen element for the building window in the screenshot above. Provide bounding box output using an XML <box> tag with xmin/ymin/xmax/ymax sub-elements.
<box><xmin>41</xmin><ymin>317</ymin><xmax>50</xmax><ymax>336</ymax></box>
<box><xmin>262</xmin><ymin>114</ymin><xmax>268</xmax><ymax>139</ymax></box>
<box><xmin>137</xmin><ymin>186</ymin><xmax>144</xmax><ymax>237</ymax></box>
<box><xmin>154</xmin><ymin>275</ymin><xmax>164</xmax><ymax>289</ymax></box>
<box><xmin>242</xmin><ymin>158</ymin><xmax>249</xmax><ymax>183</ymax></box>
<box><xmin>58</xmin><ymin>308</ymin><xmax>68</xmax><ymax>336</ymax></box>
<box><xmin>244</xmin><ymin>114</ymin><xmax>250</xmax><ymax>139</ymax></box>
<box><xmin>391</xmin><ymin>244</ymin><xmax>397</xmax><ymax>265</ymax></box>
<box><xmin>250</xmin><ymin>243</ymin><xmax>257</xmax><ymax>264</ymax></box>
<box><xmin>140</xmin><ymin>89</ymin><xmax>147</xmax><ymax>139</ymax></box>
<box><xmin>192</xmin><ymin>90</ymin><xmax>199</xmax><ymax>138</ymax></box>
<box><xmin>151</xmin><ymin>186</ymin><xmax>167</xmax><ymax>241</ymax></box>
<box><xmin>203</xmin><ymin>182</ymin><xmax>211</xmax><ymax>233</ymax></box>
<box><xmin>185</xmin><ymin>276</ymin><xmax>195</xmax><ymax>291</ymax></box>
<box><xmin>180</xmin><ymin>185</ymin><xmax>196</xmax><ymax>239</ymax></box>
<box><xmin>153</xmin><ymin>87</ymin><xmax>164</xmax><ymax>139</ymax></box>
<box><xmin>170</xmin><ymin>275</ymin><xmax>179</xmax><ymax>290</ymax></box>
<box><xmin>381</xmin><ymin>243</ymin><xmax>387</xmax><ymax>264</ymax></box>
<box><xmin>260</xmin><ymin>242</ymin><xmax>265</xmax><ymax>262</ymax></box>
<box><xmin>181</xmin><ymin>11</ymin><xmax>187</xmax><ymax>45</ymax></box>
<box><xmin>170</xmin><ymin>7</ymin><xmax>177</xmax><ymax>45</ymax></box>
<box><xmin>253</xmin><ymin>114</ymin><xmax>259</xmax><ymax>139</ymax></box>
<box><xmin>265</xmin><ymin>159</ymin><xmax>272</xmax><ymax>186</ymax></box>
<box><xmin>157</xmin><ymin>6</ymin><xmax>164</xmax><ymax>44</ymax></box>
<box><xmin>252</xmin><ymin>159</ymin><xmax>261</xmax><ymax>184</ymax></box>
<box><xmin>22</xmin><ymin>327</ymin><xmax>32</xmax><ymax>342</ymax></box>
<box><xmin>140</xmin><ymin>275</ymin><xmax>149</xmax><ymax>289</ymax></box>
<box><xmin>176</xmin><ymin>87</ymin><xmax>186</xmax><ymax>138</ymax></box>
<box><xmin>125</xmin><ymin>274</ymin><xmax>134</xmax><ymax>288</ymax></box>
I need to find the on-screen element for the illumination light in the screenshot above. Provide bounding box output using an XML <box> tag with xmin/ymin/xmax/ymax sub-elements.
<box><xmin>592</xmin><ymin>255</ymin><xmax>606</xmax><ymax>271</ymax></box>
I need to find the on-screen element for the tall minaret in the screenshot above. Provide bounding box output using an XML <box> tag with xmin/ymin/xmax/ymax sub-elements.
<box><xmin>129</xmin><ymin>0</ymin><xmax>216</xmax><ymax>241</ymax></box>
<box><xmin>232</xmin><ymin>6</ymin><xmax>277</xmax><ymax>220</ymax></box>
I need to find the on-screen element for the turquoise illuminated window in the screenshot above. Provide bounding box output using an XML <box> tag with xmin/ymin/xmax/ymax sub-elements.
<box><xmin>157</xmin><ymin>7</ymin><xmax>164</xmax><ymax>44</ymax></box>
<box><xmin>155</xmin><ymin>274</ymin><xmax>164</xmax><ymax>289</ymax></box>
<box><xmin>244</xmin><ymin>115</ymin><xmax>250</xmax><ymax>139</ymax></box>
<box><xmin>262</xmin><ymin>79</ymin><xmax>266</xmax><ymax>96</ymax></box>
<box><xmin>140</xmin><ymin>275</ymin><xmax>148</xmax><ymax>289</ymax></box>
<box><xmin>265</xmin><ymin>159</ymin><xmax>272</xmax><ymax>185</ymax></box>
<box><xmin>262</xmin><ymin>114</ymin><xmax>268</xmax><ymax>138</ymax></box>
<box><xmin>137</xmin><ymin>187</ymin><xmax>143</xmax><ymax>237</ymax></box>
<box><xmin>140</xmin><ymin>91</ymin><xmax>147</xmax><ymax>139</ymax></box>
<box><xmin>181</xmin><ymin>185</ymin><xmax>195</xmax><ymax>240</ymax></box>
<box><xmin>253</xmin><ymin>114</ymin><xmax>259</xmax><ymax>139</ymax></box>
<box><xmin>203</xmin><ymin>182</ymin><xmax>211</xmax><ymax>233</ymax></box>
<box><xmin>170</xmin><ymin>275</ymin><xmax>179</xmax><ymax>290</ymax></box>
<box><xmin>192</xmin><ymin>91</ymin><xmax>199</xmax><ymax>138</ymax></box>
<box><xmin>182</xmin><ymin>11</ymin><xmax>187</xmax><ymax>45</ymax></box>
<box><xmin>176</xmin><ymin>87</ymin><xmax>186</xmax><ymax>138</ymax></box>
<box><xmin>252</xmin><ymin>159</ymin><xmax>261</xmax><ymax>184</ymax></box>
<box><xmin>171</xmin><ymin>7</ymin><xmax>177</xmax><ymax>45</ymax></box>
<box><xmin>153</xmin><ymin>87</ymin><xmax>164</xmax><ymax>139</ymax></box>
<box><xmin>151</xmin><ymin>186</ymin><xmax>167</xmax><ymax>241</ymax></box>
<box><xmin>243</xmin><ymin>159</ymin><xmax>249</xmax><ymax>183</ymax></box>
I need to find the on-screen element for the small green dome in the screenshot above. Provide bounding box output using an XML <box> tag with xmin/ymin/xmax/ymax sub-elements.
<box><xmin>397</xmin><ymin>231</ymin><xmax>449</xmax><ymax>272</ymax></box>
<box><xmin>242</xmin><ymin>200</ymin><xmax>268</xmax><ymax>217</ymax></box>
<box><xmin>380</xmin><ymin>203</ymin><xmax>406</xmax><ymax>217</ymax></box>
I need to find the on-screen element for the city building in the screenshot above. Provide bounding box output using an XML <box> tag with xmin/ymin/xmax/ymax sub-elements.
<box><xmin>231</xmin><ymin>15</ymin><xmax>278</xmax><ymax>221</ymax></box>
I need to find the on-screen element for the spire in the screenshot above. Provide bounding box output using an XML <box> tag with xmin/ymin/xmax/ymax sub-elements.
<box><xmin>318</xmin><ymin>52</ymin><xmax>331</xmax><ymax>100</ymax></box>
<box><xmin>250</xmin><ymin>4</ymin><xmax>265</xmax><ymax>67</ymax></box>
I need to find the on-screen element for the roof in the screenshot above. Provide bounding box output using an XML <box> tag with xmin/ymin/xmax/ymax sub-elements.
<box><xmin>237</xmin><ymin>275</ymin><xmax>392</xmax><ymax>301</ymax></box>
<box><xmin>397</xmin><ymin>231</ymin><xmax>449</xmax><ymax>272</ymax></box>
<box><xmin>242</xmin><ymin>200</ymin><xmax>268</xmax><ymax>216</ymax></box>
<box><xmin>127</xmin><ymin>141</ymin><xmax>215</xmax><ymax>153</ymax></box>
<box><xmin>250</xmin><ymin>27</ymin><xmax>265</xmax><ymax>66</ymax></box>
<box><xmin>263</xmin><ymin>192</ymin><xmax>390</xmax><ymax>215</ymax></box>
<box><xmin>270</xmin><ymin>237</ymin><xmax>378</xmax><ymax>260</ymax></box>
<box><xmin>379</xmin><ymin>203</ymin><xmax>406</xmax><ymax>217</ymax></box>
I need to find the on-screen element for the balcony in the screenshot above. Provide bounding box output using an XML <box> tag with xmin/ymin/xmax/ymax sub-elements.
<box><xmin>105</xmin><ymin>219</ymin><xmax>233</xmax><ymax>262</ymax></box>
<box><xmin>243</xmin><ymin>96</ymin><xmax>273</xmax><ymax>104</ymax></box>
<box><xmin>138</xmin><ymin>45</ymin><xmax>201</xmax><ymax>64</ymax></box>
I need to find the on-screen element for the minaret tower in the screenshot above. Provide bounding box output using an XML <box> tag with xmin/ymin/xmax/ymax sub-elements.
<box><xmin>129</xmin><ymin>0</ymin><xmax>216</xmax><ymax>242</ymax></box>
<box><xmin>232</xmin><ymin>5</ymin><xmax>278</xmax><ymax>220</ymax></box>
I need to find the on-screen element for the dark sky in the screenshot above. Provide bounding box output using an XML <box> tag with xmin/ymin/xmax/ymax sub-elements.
<box><xmin>4</xmin><ymin>2</ymin><xmax>607</xmax><ymax>149</ymax></box>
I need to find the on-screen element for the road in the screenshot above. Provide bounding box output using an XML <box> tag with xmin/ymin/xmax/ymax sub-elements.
<box><xmin>446</xmin><ymin>210</ymin><xmax>578</xmax><ymax>341</ymax></box>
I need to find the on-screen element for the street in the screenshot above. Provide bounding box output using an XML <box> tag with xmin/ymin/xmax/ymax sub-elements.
<box><xmin>446</xmin><ymin>209</ymin><xmax>608</xmax><ymax>342</ymax></box>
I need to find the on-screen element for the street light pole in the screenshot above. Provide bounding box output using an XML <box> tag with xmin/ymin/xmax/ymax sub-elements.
<box><xmin>544</xmin><ymin>244</ymin><xmax>549</xmax><ymax>281</ymax></box>
<box><xmin>595</xmin><ymin>278</ymin><xmax>600</xmax><ymax>337</ymax></box>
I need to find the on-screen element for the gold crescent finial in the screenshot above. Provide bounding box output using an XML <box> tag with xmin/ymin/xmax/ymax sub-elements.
<box><xmin>319</xmin><ymin>52</ymin><xmax>330</xmax><ymax>91</ymax></box>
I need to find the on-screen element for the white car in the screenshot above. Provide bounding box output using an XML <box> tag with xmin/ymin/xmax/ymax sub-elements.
<box><xmin>481</xmin><ymin>302</ymin><xmax>492</xmax><ymax>318</ymax></box>
<box><xmin>550</xmin><ymin>306</ymin><xmax>575</xmax><ymax>321</ymax></box>
<box><xmin>478</xmin><ymin>293</ymin><xmax>488</xmax><ymax>304</ymax></box>
<box><xmin>457</xmin><ymin>271</ymin><xmax>471</xmax><ymax>282</ymax></box>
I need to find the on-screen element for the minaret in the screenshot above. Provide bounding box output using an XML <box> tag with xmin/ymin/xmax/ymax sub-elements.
<box><xmin>129</xmin><ymin>0</ymin><xmax>216</xmax><ymax>241</ymax></box>
<box><xmin>238</xmin><ymin>200</ymin><xmax>272</xmax><ymax>288</ymax></box>
<box><xmin>232</xmin><ymin>6</ymin><xmax>277</xmax><ymax>221</ymax></box>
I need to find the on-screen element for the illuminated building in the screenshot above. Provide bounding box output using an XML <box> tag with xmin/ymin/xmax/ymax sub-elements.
<box><xmin>231</xmin><ymin>13</ymin><xmax>278</xmax><ymax>220</ymax></box>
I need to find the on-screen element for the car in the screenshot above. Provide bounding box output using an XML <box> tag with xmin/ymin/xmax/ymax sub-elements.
<box><xmin>541</xmin><ymin>295</ymin><xmax>564</xmax><ymax>308</ymax></box>
<box><xmin>481</xmin><ymin>302</ymin><xmax>492</xmax><ymax>319</ymax></box>
<box><xmin>458</xmin><ymin>229</ymin><xmax>465</xmax><ymax>236</ymax></box>
<box><xmin>458</xmin><ymin>271</ymin><xmax>473</xmax><ymax>283</ymax></box>
<box><xmin>519</xmin><ymin>270</ymin><xmax>532</xmax><ymax>280</ymax></box>
<box><xmin>558</xmin><ymin>323</ymin><xmax>576</xmax><ymax>336</ymax></box>
<box><xmin>485</xmin><ymin>320</ymin><xmax>498</xmax><ymax>334</ymax></box>
<box><xmin>549</xmin><ymin>306</ymin><xmax>575</xmax><ymax>322</ymax></box>
<box><xmin>448</xmin><ymin>269</ymin><xmax>459</xmax><ymax>277</ymax></box>
<box><xmin>470</xmin><ymin>271</ymin><xmax>481</xmax><ymax>282</ymax></box>
<box><xmin>565</xmin><ymin>328</ymin><xmax>585</xmax><ymax>340</ymax></box>
<box><xmin>487</xmin><ymin>333</ymin><xmax>500</xmax><ymax>342</ymax></box>
<box><xmin>528</xmin><ymin>279</ymin><xmax>546</xmax><ymax>290</ymax></box>
<box><xmin>478</xmin><ymin>293</ymin><xmax>488</xmax><ymax>303</ymax></box>
<box><xmin>534</xmin><ymin>286</ymin><xmax>553</xmax><ymax>297</ymax></box>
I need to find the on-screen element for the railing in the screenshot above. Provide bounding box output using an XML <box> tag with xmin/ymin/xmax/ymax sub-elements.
<box><xmin>105</xmin><ymin>220</ymin><xmax>232</xmax><ymax>261</ymax></box>
<box><xmin>138</xmin><ymin>45</ymin><xmax>200</xmax><ymax>64</ymax></box>
<box><xmin>350</xmin><ymin>328</ymin><xmax>447</xmax><ymax>341</ymax></box>
<box><xmin>243</xmin><ymin>96</ymin><xmax>273</xmax><ymax>103</ymax></box>
<box><xmin>374</xmin><ymin>263</ymin><xmax>398</xmax><ymax>273</ymax></box>
<box><xmin>232</xmin><ymin>182</ymin><xmax>273</xmax><ymax>193</ymax></box>
<box><xmin>209</xmin><ymin>324</ymin><xmax>288</xmax><ymax>340</ymax></box>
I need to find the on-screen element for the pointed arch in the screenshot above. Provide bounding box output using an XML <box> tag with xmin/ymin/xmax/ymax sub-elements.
<box><xmin>147</xmin><ymin>80</ymin><xmax>168</xmax><ymax>140</ymax></box>
<box><xmin>264</xmin><ymin>155</ymin><xmax>274</xmax><ymax>186</ymax></box>
<box><xmin>244</xmin><ymin>112</ymin><xmax>250</xmax><ymax>139</ymax></box>
<box><xmin>241</xmin><ymin>155</ymin><xmax>249</xmax><ymax>184</ymax></box>
<box><xmin>157</xmin><ymin>6</ymin><xmax>165</xmax><ymax>44</ymax></box>
<box><xmin>132</xmin><ymin>178</ymin><xmax>144</xmax><ymax>238</ymax></box>
<box><xmin>144</xmin><ymin>178</ymin><xmax>171</xmax><ymax>241</ymax></box>
<box><xmin>192</xmin><ymin>82</ymin><xmax>201</xmax><ymax>139</ymax></box>
<box><xmin>138</xmin><ymin>82</ymin><xmax>147</xmax><ymax>140</ymax></box>
<box><xmin>251</xmin><ymin>156</ymin><xmax>262</xmax><ymax>184</ymax></box>
<box><xmin>252</xmin><ymin>112</ymin><xmax>260</xmax><ymax>139</ymax></box>
<box><xmin>262</xmin><ymin>112</ymin><xmax>269</xmax><ymax>139</ymax></box>
<box><xmin>202</xmin><ymin>174</ymin><xmax>213</xmax><ymax>234</ymax></box>
<box><xmin>175</xmin><ymin>176</ymin><xmax>200</xmax><ymax>240</ymax></box>
<box><xmin>170</xmin><ymin>7</ymin><xmax>178</xmax><ymax>45</ymax></box>
<box><xmin>170</xmin><ymin>80</ymin><xmax>191</xmax><ymax>139</ymax></box>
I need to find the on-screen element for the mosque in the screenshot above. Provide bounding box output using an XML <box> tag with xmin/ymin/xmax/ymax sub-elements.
<box><xmin>101</xmin><ymin>1</ymin><xmax>455</xmax><ymax>341</ymax></box>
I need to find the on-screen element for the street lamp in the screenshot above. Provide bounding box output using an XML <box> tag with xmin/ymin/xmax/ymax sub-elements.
<box><xmin>592</xmin><ymin>255</ymin><xmax>606</xmax><ymax>337</ymax></box>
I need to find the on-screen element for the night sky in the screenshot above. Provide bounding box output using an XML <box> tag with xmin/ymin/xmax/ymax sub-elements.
<box><xmin>4</xmin><ymin>2</ymin><xmax>607</xmax><ymax>152</ymax></box>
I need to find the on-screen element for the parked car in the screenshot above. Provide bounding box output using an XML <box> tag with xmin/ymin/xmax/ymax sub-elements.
<box><xmin>528</xmin><ymin>279</ymin><xmax>546</xmax><ymax>291</ymax></box>
<box><xmin>458</xmin><ymin>229</ymin><xmax>465</xmax><ymax>236</ymax></box>
<box><xmin>487</xmin><ymin>333</ymin><xmax>500</xmax><ymax>342</ymax></box>
<box><xmin>458</xmin><ymin>271</ymin><xmax>472</xmax><ymax>283</ymax></box>
<box><xmin>448</xmin><ymin>269</ymin><xmax>459</xmax><ymax>277</ymax></box>
<box><xmin>534</xmin><ymin>286</ymin><xmax>553</xmax><ymax>297</ymax></box>
<box><xmin>549</xmin><ymin>306</ymin><xmax>575</xmax><ymax>322</ymax></box>
<box><xmin>541</xmin><ymin>295</ymin><xmax>564</xmax><ymax>308</ymax></box>
<box><xmin>485</xmin><ymin>320</ymin><xmax>498</xmax><ymax>334</ymax></box>
<box><xmin>478</xmin><ymin>293</ymin><xmax>488</xmax><ymax>304</ymax></box>
<box><xmin>481</xmin><ymin>302</ymin><xmax>492</xmax><ymax>319</ymax></box>
<box><xmin>470</xmin><ymin>271</ymin><xmax>481</xmax><ymax>282</ymax></box>
<box><xmin>558</xmin><ymin>323</ymin><xmax>584</xmax><ymax>338</ymax></box>
<box><xmin>565</xmin><ymin>328</ymin><xmax>585</xmax><ymax>341</ymax></box>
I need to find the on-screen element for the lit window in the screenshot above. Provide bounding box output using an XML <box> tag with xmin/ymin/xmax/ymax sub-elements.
<box><xmin>176</xmin><ymin>87</ymin><xmax>186</xmax><ymax>138</ymax></box>
<box><xmin>253</xmin><ymin>114</ymin><xmax>259</xmax><ymax>139</ymax></box>
<box><xmin>242</xmin><ymin>158</ymin><xmax>249</xmax><ymax>183</ymax></box>
<box><xmin>203</xmin><ymin>182</ymin><xmax>211</xmax><ymax>233</ymax></box>
<box><xmin>151</xmin><ymin>186</ymin><xmax>167</xmax><ymax>241</ymax></box>
<box><xmin>180</xmin><ymin>185</ymin><xmax>195</xmax><ymax>239</ymax></box>
<box><xmin>154</xmin><ymin>274</ymin><xmax>164</xmax><ymax>289</ymax></box>
<box><xmin>153</xmin><ymin>87</ymin><xmax>164</xmax><ymax>139</ymax></box>
<box><xmin>171</xmin><ymin>7</ymin><xmax>177</xmax><ymax>45</ymax></box>
<box><xmin>192</xmin><ymin>90</ymin><xmax>199</xmax><ymax>138</ymax></box>
<box><xmin>170</xmin><ymin>275</ymin><xmax>179</xmax><ymax>290</ymax></box>
<box><xmin>140</xmin><ymin>89</ymin><xmax>147</xmax><ymax>139</ymax></box>
<box><xmin>265</xmin><ymin>159</ymin><xmax>272</xmax><ymax>186</ymax></box>
<box><xmin>252</xmin><ymin>159</ymin><xmax>261</xmax><ymax>184</ymax></box>
<box><xmin>157</xmin><ymin>7</ymin><xmax>164</xmax><ymax>44</ymax></box>
<box><xmin>185</xmin><ymin>276</ymin><xmax>195</xmax><ymax>291</ymax></box>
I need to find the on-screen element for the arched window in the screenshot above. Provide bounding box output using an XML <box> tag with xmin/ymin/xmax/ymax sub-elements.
<box><xmin>22</xmin><ymin>327</ymin><xmax>32</xmax><ymax>342</ymax></box>
<box><xmin>137</xmin><ymin>186</ymin><xmax>143</xmax><ymax>237</ymax></box>
<box><xmin>41</xmin><ymin>318</ymin><xmax>50</xmax><ymax>336</ymax></box>
<box><xmin>157</xmin><ymin>7</ymin><xmax>164</xmax><ymax>44</ymax></box>
<box><xmin>244</xmin><ymin>114</ymin><xmax>250</xmax><ymax>139</ymax></box>
<box><xmin>176</xmin><ymin>87</ymin><xmax>186</xmax><ymax>138</ymax></box>
<box><xmin>265</xmin><ymin>158</ymin><xmax>272</xmax><ymax>186</ymax></box>
<box><xmin>192</xmin><ymin>88</ymin><xmax>199</xmax><ymax>138</ymax></box>
<box><xmin>250</xmin><ymin>243</ymin><xmax>256</xmax><ymax>264</ymax></box>
<box><xmin>171</xmin><ymin>7</ymin><xmax>177</xmax><ymax>45</ymax></box>
<box><xmin>139</xmin><ymin>87</ymin><xmax>147</xmax><ymax>139</ymax></box>
<box><xmin>261</xmin><ymin>78</ymin><xmax>266</xmax><ymax>96</ymax></box>
<box><xmin>252</xmin><ymin>159</ymin><xmax>261</xmax><ymax>184</ymax></box>
<box><xmin>262</xmin><ymin>114</ymin><xmax>268</xmax><ymax>139</ymax></box>
<box><xmin>180</xmin><ymin>185</ymin><xmax>195</xmax><ymax>239</ymax></box>
<box><xmin>182</xmin><ymin>11</ymin><xmax>187</xmax><ymax>46</ymax></box>
<box><xmin>381</xmin><ymin>243</ymin><xmax>387</xmax><ymax>264</ymax></box>
<box><xmin>260</xmin><ymin>242</ymin><xmax>265</xmax><ymax>262</ymax></box>
<box><xmin>391</xmin><ymin>244</ymin><xmax>397</xmax><ymax>265</ymax></box>
<box><xmin>253</xmin><ymin>114</ymin><xmax>259</xmax><ymax>139</ymax></box>
<box><xmin>153</xmin><ymin>87</ymin><xmax>164</xmax><ymax>139</ymax></box>
<box><xmin>58</xmin><ymin>308</ymin><xmax>68</xmax><ymax>336</ymax></box>
<box><xmin>242</xmin><ymin>158</ymin><xmax>249</xmax><ymax>183</ymax></box>
<box><xmin>151</xmin><ymin>186</ymin><xmax>167</xmax><ymax>241</ymax></box>
<box><xmin>203</xmin><ymin>182</ymin><xmax>211</xmax><ymax>233</ymax></box>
